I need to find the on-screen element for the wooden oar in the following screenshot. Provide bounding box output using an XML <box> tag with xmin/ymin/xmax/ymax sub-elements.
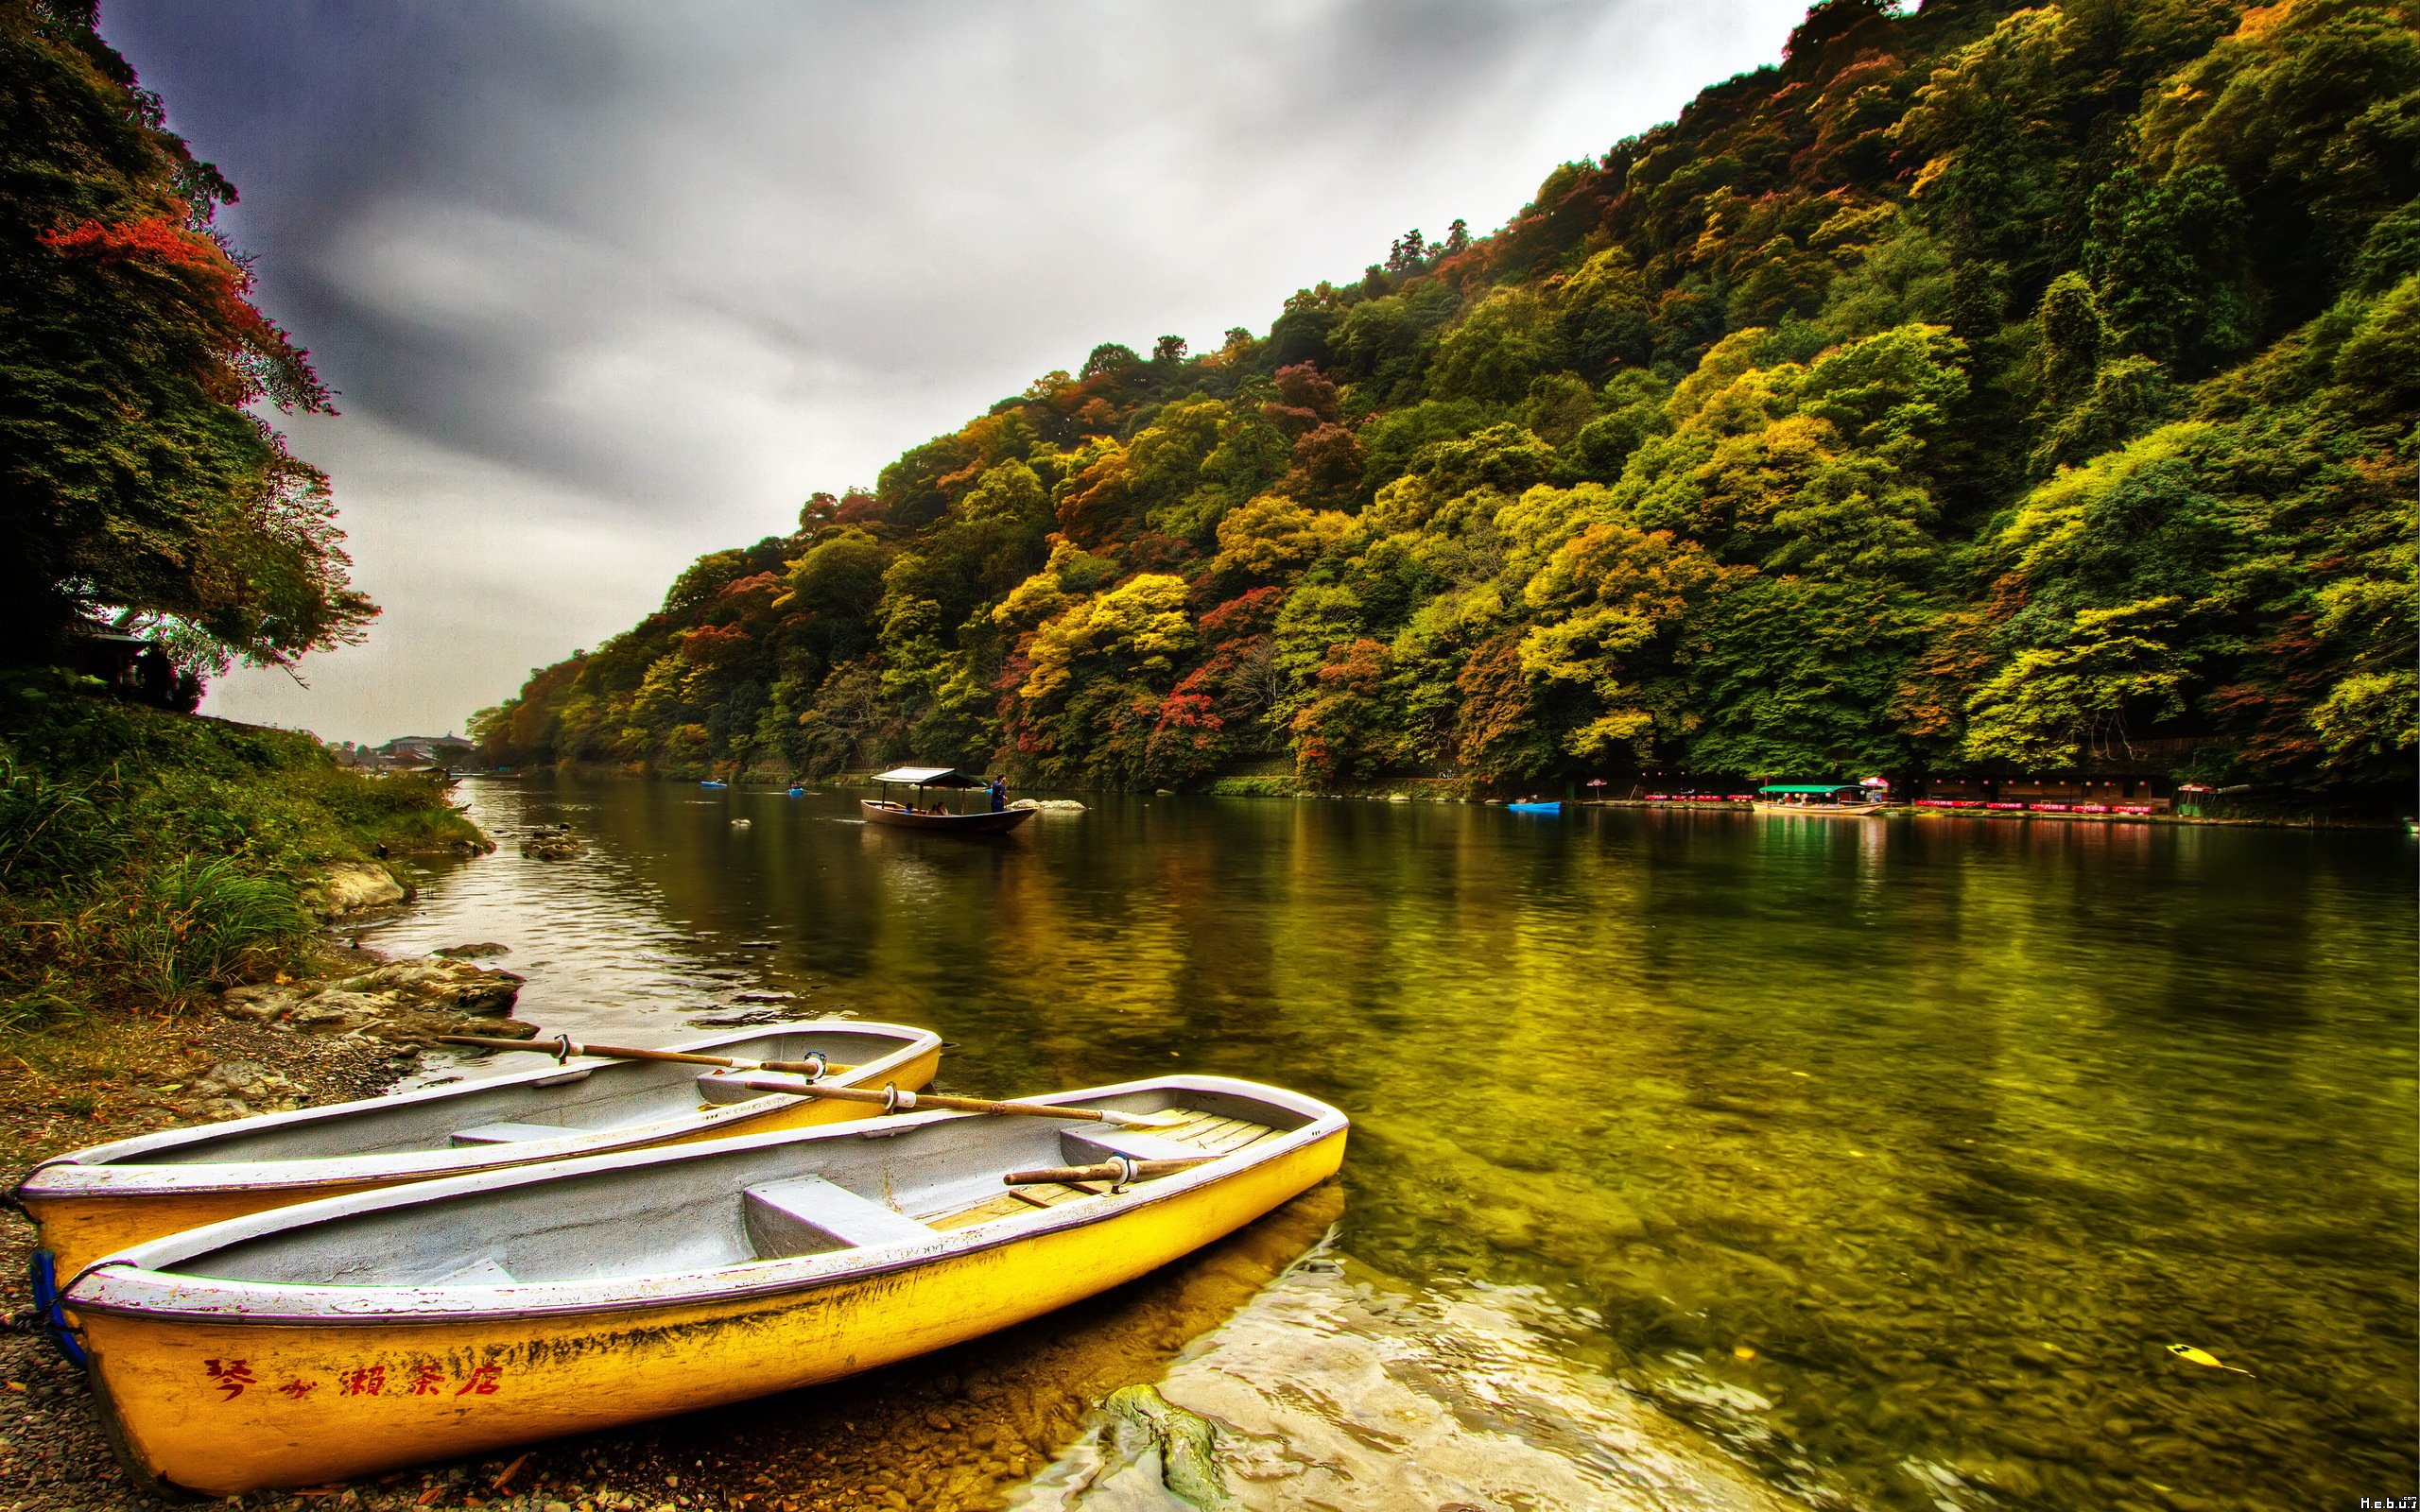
<box><xmin>1005</xmin><ymin>1156</ymin><xmax>1216</xmax><ymax>1186</ymax></box>
<box><xmin>435</xmin><ymin>1033</ymin><xmax>858</xmax><ymax>1078</ymax></box>
<box><xmin>725</xmin><ymin>1074</ymin><xmax>1187</xmax><ymax>1130</ymax></box>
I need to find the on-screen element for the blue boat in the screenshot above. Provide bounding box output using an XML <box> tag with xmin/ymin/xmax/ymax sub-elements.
<box><xmin>1506</xmin><ymin>801</ymin><xmax>1562</xmax><ymax>814</ymax></box>
<box><xmin>700</xmin><ymin>780</ymin><xmax>729</xmax><ymax>789</ymax></box>
<box><xmin>787</xmin><ymin>786</ymin><xmax>805</xmax><ymax>797</ymax></box>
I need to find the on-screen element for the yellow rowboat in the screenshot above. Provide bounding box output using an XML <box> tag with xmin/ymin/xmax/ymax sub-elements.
<box><xmin>14</xmin><ymin>1022</ymin><xmax>942</xmax><ymax>1309</ymax></box>
<box><xmin>65</xmin><ymin>1074</ymin><xmax>1347</xmax><ymax>1498</ymax></box>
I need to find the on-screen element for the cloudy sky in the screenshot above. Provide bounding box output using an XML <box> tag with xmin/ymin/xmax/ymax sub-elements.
<box><xmin>99</xmin><ymin>0</ymin><xmax>1812</xmax><ymax>745</ymax></box>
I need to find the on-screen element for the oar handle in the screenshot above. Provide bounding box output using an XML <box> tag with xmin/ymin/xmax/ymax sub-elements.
<box><xmin>1004</xmin><ymin>1157</ymin><xmax>1215</xmax><ymax>1186</ymax></box>
<box><xmin>729</xmin><ymin>1075</ymin><xmax>1137</xmax><ymax>1125</ymax></box>
<box><xmin>439</xmin><ymin>1034</ymin><xmax>573</xmax><ymax>1056</ymax></box>
<box><xmin>435</xmin><ymin>1035</ymin><xmax>856</xmax><ymax>1078</ymax></box>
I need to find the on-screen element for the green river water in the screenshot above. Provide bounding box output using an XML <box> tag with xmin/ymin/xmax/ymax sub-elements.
<box><xmin>369</xmin><ymin>778</ymin><xmax>2417</xmax><ymax>1511</ymax></box>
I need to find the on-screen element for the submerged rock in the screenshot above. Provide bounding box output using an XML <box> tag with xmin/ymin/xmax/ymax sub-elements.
<box><xmin>435</xmin><ymin>941</ymin><xmax>511</xmax><ymax>959</ymax></box>
<box><xmin>1098</xmin><ymin>1386</ymin><xmax>1236</xmax><ymax>1511</ymax></box>
<box><xmin>1010</xmin><ymin>799</ymin><xmax>1089</xmax><ymax>813</ymax></box>
<box><xmin>1016</xmin><ymin>1249</ymin><xmax>1809</xmax><ymax>1512</ymax></box>
<box><xmin>520</xmin><ymin>831</ymin><xmax>589</xmax><ymax>860</ymax></box>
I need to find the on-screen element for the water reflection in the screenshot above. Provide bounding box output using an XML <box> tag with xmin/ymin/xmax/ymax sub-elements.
<box><xmin>388</xmin><ymin>779</ymin><xmax>2416</xmax><ymax>1511</ymax></box>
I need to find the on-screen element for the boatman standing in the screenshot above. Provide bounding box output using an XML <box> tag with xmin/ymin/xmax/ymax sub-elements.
<box><xmin>989</xmin><ymin>776</ymin><xmax>1008</xmax><ymax>813</ymax></box>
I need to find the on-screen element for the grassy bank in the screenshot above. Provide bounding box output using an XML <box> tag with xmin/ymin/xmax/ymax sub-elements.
<box><xmin>0</xmin><ymin>673</ymin><xmax>487</xmax><ymax>1028</ymax></box>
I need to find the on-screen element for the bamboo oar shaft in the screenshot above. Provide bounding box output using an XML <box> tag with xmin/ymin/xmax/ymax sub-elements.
<box><xmin>434</xmin><ymin>1034</ymin><xmax>856</xmax><ymax>1078</ymax></box>
<box><xmin>726</xmin><ymin>1074</ymin><xmax>1169</xmax><ymax>1127</ymax></box>
<box><xmin>1004</xmin><ymin>1157</ymin><xmax>1215</xmax><ymax>1186</ymax></box>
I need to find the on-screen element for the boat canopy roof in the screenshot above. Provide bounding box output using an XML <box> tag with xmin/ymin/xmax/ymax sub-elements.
<box><xmin>871</xmin><ymin>766</ymin><xmax>985</xmax><ymax>787</ymax></box>
<box><xmin>1759</xmin><ymin>782</ymin><xmax>1857</xmax><ymax>793</ymax></box>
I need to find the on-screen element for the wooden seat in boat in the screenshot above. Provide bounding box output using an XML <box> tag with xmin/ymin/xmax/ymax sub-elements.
<box><xmin>743</xmin><ymin>1176</ymin><xmax>934</xmax><ymax>1257</ymax></box>
<box><xmin>1056</xmin><ymin>1128</ymin><xmax>1201</xmax><ymax>1163</ymax></box>
<box><xmin>449</xmin><ymin>1122</ymin><xmax>586</xmax><ymax>1147</ymax></box>
<box><xmin>923</xmin><ymin>1105</ymin><xmax>1289</xmax><ymax>1231</ymax></box>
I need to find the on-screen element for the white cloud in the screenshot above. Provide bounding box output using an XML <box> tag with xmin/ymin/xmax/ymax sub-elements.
<box><xmin>119</xmin><ymin>0</ymin><xmax>1818</xmax><ymax>742</ymax></box>
<box><xmin>201</xmin><ymin>413</ymin><xmax>704</xmax><ymax>743</ymax></box>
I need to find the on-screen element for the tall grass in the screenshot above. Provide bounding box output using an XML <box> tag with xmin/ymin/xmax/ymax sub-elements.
<box><xmin>0</xmin><ymin>756</ymin><xmax>120</xmax><ymax>885</ymax></box>
<box><xmin>122</xmin><ymin>856</ymin><xmax>307</xmax><ymax>999</ymax></box>
<box><xmin>0</xmin><ymin>673</ymin><xmax>486</xmax><ymax>1028</ymax></box>
<box><xmin>0</xmin><ymin>858</ymin><xmax>307</xmax><ymax>1026</ymax></box>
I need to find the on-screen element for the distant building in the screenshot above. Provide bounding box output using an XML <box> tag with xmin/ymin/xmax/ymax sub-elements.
<box><xmin>374</xmin><ymin>734</ymin><xmax>476</xmax><ymax>768</ymax></box>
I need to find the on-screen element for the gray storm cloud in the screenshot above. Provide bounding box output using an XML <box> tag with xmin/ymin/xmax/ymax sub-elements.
<box><xmin>97</xmin><ymin>0</ymin><xmax>1810</xmax><ymax>743</ymax></box>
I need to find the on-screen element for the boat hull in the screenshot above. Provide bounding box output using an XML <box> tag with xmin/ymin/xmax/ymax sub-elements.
<box><xmin>74</xmin><ymin>1110</ymin><xmax>1344</xmax><ymax>1495</ymax></box>
<box><xmin>19</xmin><ymin>1028</ymin><xmax>942</xmax><ymax>1279</ymax></box>
<box><xmin>1752</xmin><ymin>801</ymin><xmax>1885</xmax><ymax>816</ymax></box>
<box><xmin>859</xmin><ymin>800</ymin><xmax>1035</xmax><ymax>833</ymax></box>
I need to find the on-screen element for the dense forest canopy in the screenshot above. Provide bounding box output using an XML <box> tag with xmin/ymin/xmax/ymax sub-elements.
<box><xmin>0</xmin><ymin>0</ymin><xmax>372</xmax><ymax>681</ymax></box>
<box><xmin>475</xmin><ymin>0</ymin><xmax>2417</xmax><ymax>795</ymax></box>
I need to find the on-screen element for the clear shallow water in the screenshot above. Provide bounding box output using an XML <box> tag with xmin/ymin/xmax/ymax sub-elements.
<box><xmin>374</xmin><ymin>778</ymin><xmax>2417</xmax><ymax>1511</ymax></box>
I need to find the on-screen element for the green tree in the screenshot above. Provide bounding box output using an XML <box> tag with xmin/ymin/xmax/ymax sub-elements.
<box><xmin>0</xmin><ymin>3</ymin><xmax>372</xmax><ymax>675</ymax></box>
<box><xmin>2083</xmin><ymin>166</ymin><xmax>2255</xmax><ymax>375</ymax></box>
<box><xmin>1963</xmin><ymin>597</ymin><xmax>2192</xmax><ymax>765</ymax></box>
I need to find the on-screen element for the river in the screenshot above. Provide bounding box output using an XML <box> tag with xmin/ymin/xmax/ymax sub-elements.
<box><xmin>358</xmin><ymin>777</ymin><xmax>2417</xmax><ymax>1512</ymax></box>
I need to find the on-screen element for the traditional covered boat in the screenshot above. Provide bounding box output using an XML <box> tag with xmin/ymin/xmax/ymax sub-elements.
<box><xmin>66</xmin><ymin>1074</ymin><xmax>1347</xmax><ymax>1497</ymax></box>
<box><xmin>15</xmin><ymin>1022</ymin><xmax>942</xmax><ymax>1290</ymax></box>
<box><xmin>860</xmin><ymin>765</ymin><xmax>1034</xmax><ymax>833</ymax></box>
<box><xmin>1752</xmin><ymin>782</ymin><xmax>1887</xmax><ymax>816</ymax></box>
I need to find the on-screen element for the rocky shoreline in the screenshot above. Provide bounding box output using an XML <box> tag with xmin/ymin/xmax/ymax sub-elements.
<box><xmin>0</xmin><ymin>968</ymin><xmax>544</xmax><ymax>1512</ymax></box>
<box><xmin>0</xmin><ymin>858</ymin><xmax>568</xmax><ymax>1511</ymax></box>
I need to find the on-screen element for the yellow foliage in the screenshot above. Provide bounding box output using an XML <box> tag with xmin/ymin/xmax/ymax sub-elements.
<box><xmin>2000</xmin><ymin>422</ymin><xmax>2214</xmax><ymax>580</ymax></box>
<box><xmin>1557</xmin><ymin>247</ymin><xmax>1647</xmax><ymax>315</ymax></box>
<box><xmin>1019</xmin><ymin>574</ymin><xmax>1197</xmax><ymax>703</ymax></box>
<box><xmin>1667</xmin><ymin>328</ymin><xmax>1777</xmax><ymax>426</ymax></box>
<box><xmin>1211</xmin><ymin>495</ymin><xmax>1350</xmax><ymax>585</ymax></box>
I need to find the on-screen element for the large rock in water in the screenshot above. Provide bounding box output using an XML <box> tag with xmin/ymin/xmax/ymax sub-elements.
<box><xmin>334</xmin><ymin>957</ymin><xmax>525</xmax><ymax>1014</ymax></box>
<box><xmin>221</xmin><ymin>954</ymin><xmax>531</xmax><ymax>1044</ymax></box>
<box><xmin>1012</xmin><ymin>1251</ymin><xmax>1809</xmax><ymax>1512</ymax></box>
<box><xmin>301</xmin><ymin>861</ymin><xmax>408</xmax><ymax>919</ymax></box>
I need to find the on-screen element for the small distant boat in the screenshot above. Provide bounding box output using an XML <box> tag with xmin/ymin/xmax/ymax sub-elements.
<box><xmin>1506</xmin><ymin>801</ymin><xmax>1563</xmax><ymax>814</ymax></box>
<box><xmin>860</xmin><ymin>765</ymin><xmax>1034</xmax><ymax>834</ymax></box>
<box><xmin>68</xmin><ymin>1074</ymin><xmax>1348</xmax><ymax>1497</ymax></box>
<box><xmin>700</xmin><ymin>780</ymin><xmax>729</xmax><ymax>789</ymax></box>
<box><xmin>14</xmin><ymin>1023</ymin><xmax>942</xmax><ymax>1297</ymax></box>
<box><xmin>787</xmin><ymin>785</ymin><xmax>805</xmax><ymax>797</ymax></box>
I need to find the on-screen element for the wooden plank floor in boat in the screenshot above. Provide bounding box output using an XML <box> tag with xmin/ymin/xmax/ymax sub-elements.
<box><xmin>922</xmin><ymin>1108</ymin><xmax>1283</xmax><ymax>1230</ymax></box>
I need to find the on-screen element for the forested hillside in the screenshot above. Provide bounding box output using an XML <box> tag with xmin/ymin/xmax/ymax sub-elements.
<box><xmin>474</xmin><ymin>0</ymin><xmax>2419</xmax><ymax>796</ymax></box>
